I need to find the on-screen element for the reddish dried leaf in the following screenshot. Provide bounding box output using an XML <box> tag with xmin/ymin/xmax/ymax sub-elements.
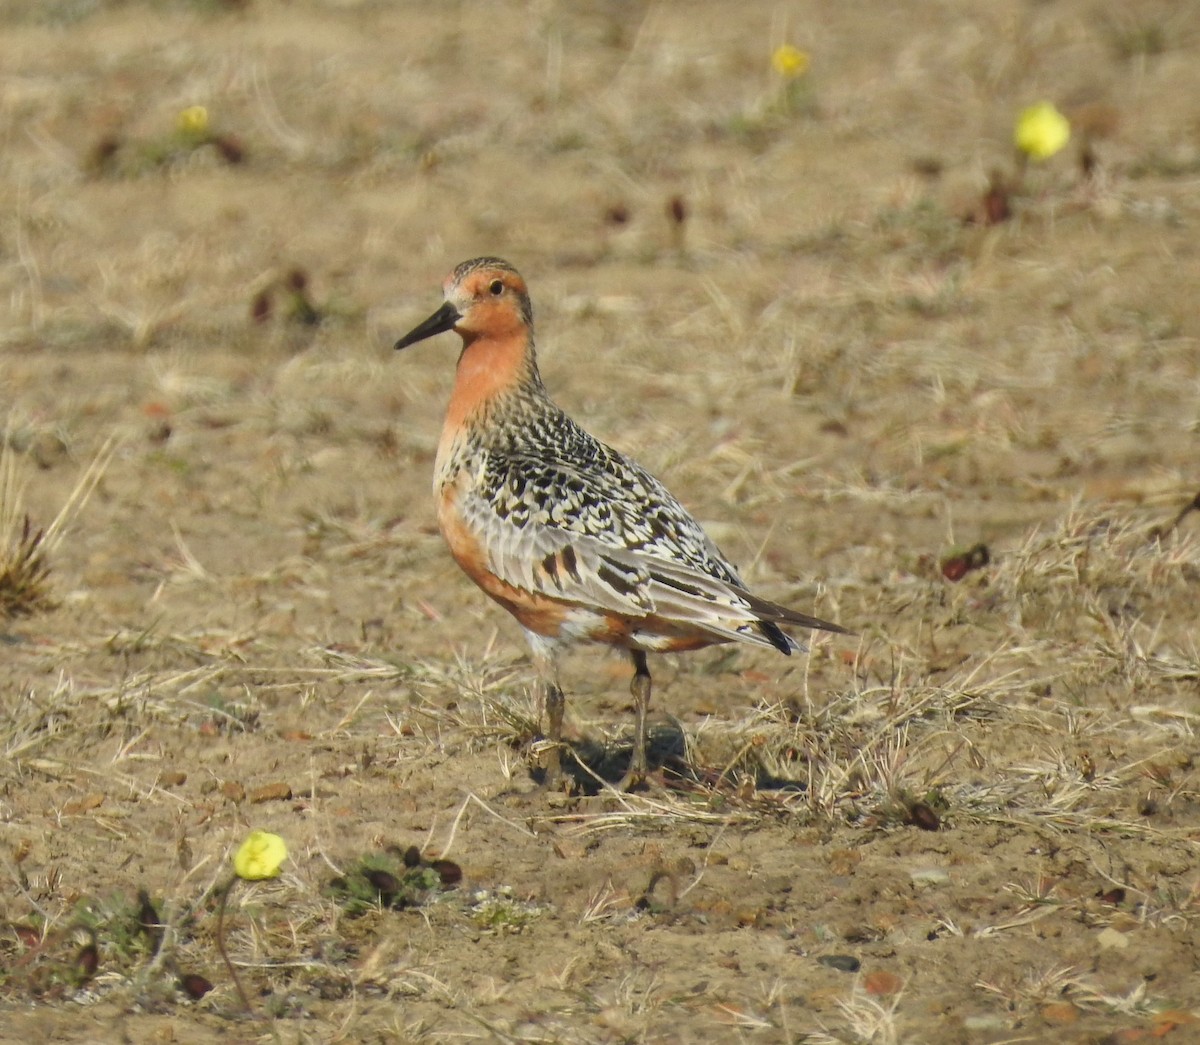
<box><xmin>75</xmin><ymin>943</ymin><xmax>99</xmax><ymax>980</ymax></box>
<box><xmin>941</xmin><ymin>557</ymin><xmax>969</xmax><ymax>582</ymax></box>
<box><xmin>982</xmin><ymin>185</ymin><xmax>1010</xmax><ymax>224</ymax></box>
<box><xmin>941</xmin><ymin>543</ymin><xmax>990</xmax><ymax>582</ymax></box>
<box><xmin>906</xmin><ymin>801</ymin><xmax>941</xmax><ymax>831</ymax></box>
<box><xmin>13</xmin><ymin>924</ymin><xmax>41</xmax><ymax>949</ymax></box>
<box><xmin>365</xmin><ymin>869</ymin><xmax>400</xmax><ymax>899</ymax></box>
<box><xmin>863</xmin><ymin>970</ymin><xmax>903</xmax><ymax>996</ymax></box>
<box><xmin>430</xmin><ymin>860</ymin><xmax>463</xmax><ymax>887</ymax></box>
<box><xmin>179</xmin><ymin>973</ymin><xmax>214</xmax><ymax>999</ymax></box>
<box><xmin>213</xmin><ymin>134</ymin><xmax>245</xmax><ymax>164</ymax></box>
<box><xmin>251</xmin><ymin>289</ymin><xmax>273</xmax><ymax>324</ymax></box>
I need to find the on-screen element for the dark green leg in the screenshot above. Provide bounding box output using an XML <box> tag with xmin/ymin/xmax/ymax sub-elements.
<box><xmin>543</xmin><ymin>680</ymin><xmax>564</xmax><ymax>789</ymax></box>
<box><xmin>618</xmin><ymin>650</ymin><xmax>651</xmax><ymax>791</ymax></box>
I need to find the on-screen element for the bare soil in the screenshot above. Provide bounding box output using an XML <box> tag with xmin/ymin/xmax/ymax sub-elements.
<box><xmin>2</xmin><ymin>1</ymin><xmax>1199</xmax><ymax>1042</ymax></box>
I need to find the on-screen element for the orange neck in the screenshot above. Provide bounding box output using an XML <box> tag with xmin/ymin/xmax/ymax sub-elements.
<box><xmin>441</xmin><ymin>332</ymin><xmax>535</xmax><ymax>439</ymax></box>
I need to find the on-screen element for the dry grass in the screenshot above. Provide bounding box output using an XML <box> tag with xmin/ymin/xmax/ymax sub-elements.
<box><xmin>2</xmin><ymin>0</ymin><xmax>1200</xmax><ymax>1042</ymax></box>
<box><xmin>0</xmin><ymin>435</ymin><xmax>54</xmax><ymax>617</ymax></box>
<box><xmin>0</xmin><ymin>430</ymin><xmax>112</xmax><ymax>618</ymax></box>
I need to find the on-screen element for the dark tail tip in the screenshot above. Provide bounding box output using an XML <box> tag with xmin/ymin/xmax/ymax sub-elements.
<box><xmin>758</xmin><ymin>620</ymin><xmax>795</xmax><ymax>656</ymax></box>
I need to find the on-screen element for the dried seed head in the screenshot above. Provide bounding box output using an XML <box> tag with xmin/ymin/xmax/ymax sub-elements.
<box><xmin>213</xmin><ymin>134</ymin><xmax>245</xmax><ymax>165</ymax></box>
<box><xmin>430</xmin><ymin>859</ymin><xmax>463</xmax><ymax>887</ymax></box>
<box><xmin>179</xmin><ymin>972</ymin><xmax>215</xmax><ymax>999</ymax></box>
<box><xmin>251</xmin><ymin>289</ymin><xmax>273</xmax><ymax>324</ymax></box>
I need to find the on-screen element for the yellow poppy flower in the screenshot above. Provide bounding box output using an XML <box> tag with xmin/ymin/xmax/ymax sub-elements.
<box><xmin>177</xmin><ymin>105</ymin><xmax>210</xmax><ymax>136</ymax></box>
<box><xmin>233</xmin><ymin>830</ymin><xmax>288</xmax><ymax>880</ymax></box>
<box><xmin>771</xmin><ymin>44</ymin><xmax>810</xmax><ymax>80</ymax></box>
<box><xmin>1014</xmin><ymin>102</ymin><xmax>1070</xmax><ymax>161</ymax></box>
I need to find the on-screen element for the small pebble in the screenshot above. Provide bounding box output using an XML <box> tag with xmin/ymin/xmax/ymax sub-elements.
<box><xmin>816</xmin><ymin>954</ymin><xmax>861</xmax><ymax>973</ymax></box>
<box><xmin>1097</xmin><ymin>926</ymin><xmax>1130</xmax><ymax>951</ymax></box>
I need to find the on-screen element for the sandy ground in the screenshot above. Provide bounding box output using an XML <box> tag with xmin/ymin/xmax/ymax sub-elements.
<box><xmin>2</xmin><ymin>1</ymin><xmax>1199</xmax><ymax>1042</ymax></box>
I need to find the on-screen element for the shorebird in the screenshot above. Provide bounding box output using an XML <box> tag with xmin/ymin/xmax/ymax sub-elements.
<box><xmin>395</xmin><ymin>257</ymin><xmax>848</xmax><ymax>790</ymax></box>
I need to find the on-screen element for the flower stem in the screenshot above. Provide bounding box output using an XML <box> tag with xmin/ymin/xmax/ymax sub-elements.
<box><xmin>214</xmin><ymin>875</ymin><xmax>253</xmax><ymax>1014</ymax></box>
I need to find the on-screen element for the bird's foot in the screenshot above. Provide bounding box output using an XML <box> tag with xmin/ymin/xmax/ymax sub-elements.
<box><xmin>537</xmin><ymin>742</ymin><xmax>578</xmax><ymax>796</ymax></box>
<box><xmin>614</xmin><ymin>755</ymin><xmax>655</xmax><ymax>794</ymax></box>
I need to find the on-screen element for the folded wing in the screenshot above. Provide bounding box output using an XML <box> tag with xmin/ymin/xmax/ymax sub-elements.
<box><xmin>455</xmin><ymin>485</ymin><xmax>847</xmax><ymax>652</ymax></box>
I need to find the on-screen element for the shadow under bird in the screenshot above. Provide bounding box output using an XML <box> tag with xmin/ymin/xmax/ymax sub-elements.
<box><xmin>394</xmin><ymin>257</ymin><xmax>850</xmax><ymax>790</ymax></box>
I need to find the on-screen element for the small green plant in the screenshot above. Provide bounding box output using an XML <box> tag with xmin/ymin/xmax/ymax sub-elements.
<box><xmin>1</xmin><ymin>892</ymin><xmax>158</xmax><ymax>1001</ymax></box>
<box><xmin>326</xmin><ymin>845</ymin><xmax>461</xmax><ymax>916</ymax></box>
<box><xmin>87</xmin><ymin>104</ymin><xmax>245</xmax><ymax>177</ymax></box>
<box><xmin>468</xmin><ymin>886</ymin><xmax>546</xmax><ymax>934</ymax></box>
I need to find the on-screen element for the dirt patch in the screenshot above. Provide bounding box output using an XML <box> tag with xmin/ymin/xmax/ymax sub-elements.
<box><xmin>2</xmin><ymin>1</ymin><xmax>1199</xmax><ymax>1041</ymax></box>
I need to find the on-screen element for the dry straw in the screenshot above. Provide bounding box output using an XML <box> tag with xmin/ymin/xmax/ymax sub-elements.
<box><xmin>0</xmin><ymin>427</ymin><xmax>115</xmax><ymax>617</ymax></box>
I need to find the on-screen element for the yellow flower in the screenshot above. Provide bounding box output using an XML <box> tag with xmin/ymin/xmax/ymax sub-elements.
<box><xmin>233</xmin><ymin>830</ymin><xmax>287</xmax><ymax>881</ymax></box>
<box><xmin>1014</xmin><ymin>102</ymin><xmax>1070</xmax><ymax>161</ymax></box>
<box><xmin>771</xmin><ymin>44</ymin><xmax>810</xmax><ymax>80</ymax></box>
<box><xmin>177</xmin><ymin>105</ymin><xmax>210</xmax><ymax>137</ymax></box>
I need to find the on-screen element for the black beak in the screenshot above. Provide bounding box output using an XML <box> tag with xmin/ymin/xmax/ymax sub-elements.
<box><xmin>394</xmin><ymin>301</ymin><xmax>461</xmax><ymax>350</ymax></box>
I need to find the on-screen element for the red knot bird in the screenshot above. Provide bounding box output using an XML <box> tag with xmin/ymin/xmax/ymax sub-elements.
<box><xmin>395</xmin><ymin>257</ymin><xmax>849</xmax><ymax>790</ymax></box>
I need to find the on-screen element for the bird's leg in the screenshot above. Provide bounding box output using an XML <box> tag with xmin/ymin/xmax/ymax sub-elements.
<box><xmin>531</xmin><ymin>644</ymin><xmax>565</xmax><ymax>789</ymax></box>
<box><xmin>618</xmin><ymin>650</ymin><xmax>652</xmax><ymax>791</ymax></box>
<box><xmin>543</xmin><ymin>680</ymin><xmax>565</xmax><ymax>788</ymax></box>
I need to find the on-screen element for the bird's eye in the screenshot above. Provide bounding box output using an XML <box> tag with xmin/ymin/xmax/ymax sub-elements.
<box><xmin>489</xmin><ymin>279</ymin><xmax>504</xmax><ymax>296</ymax></box>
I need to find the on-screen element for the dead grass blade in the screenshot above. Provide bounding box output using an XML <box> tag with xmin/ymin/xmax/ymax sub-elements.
<box><xmin>0</xmin><ymin>428</ymin><xmax>115</xmax><ymax>617</ymax></box>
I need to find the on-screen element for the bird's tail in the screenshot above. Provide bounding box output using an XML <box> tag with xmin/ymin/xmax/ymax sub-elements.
<box><xmin>744</xmin><ymin>593</ymin><xmax>852</xmax><ymax>656</ymax></box>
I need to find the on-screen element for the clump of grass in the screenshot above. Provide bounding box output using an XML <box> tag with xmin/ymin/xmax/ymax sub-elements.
<box><xmin>0</xmin><ymin>512</ymin><xmax>52</xmax><ymax>618</ymax></box>
<box><xmin>0</xmin><ymin>437</ymin><xmax>53</xmax><ymax>617</ymax></box>
<box><xmin>0</xmin><ymin>430</ymin><xmax>114</xmax><ymax>618</ymax></box>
